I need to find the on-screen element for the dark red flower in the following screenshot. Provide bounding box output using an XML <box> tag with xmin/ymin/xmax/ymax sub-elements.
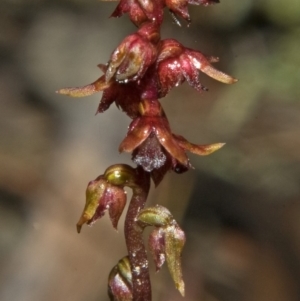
<box><xmin>106</xmin><ymin>22</ymin><xmax>160</xmax><ymax>83</ymax></box>
<box><xmin>119</xmin><ymin>99</ymin><xmax>224</xmax><ymax>184</ymax></box>
<box><xmin>57</xmin><ymin>63</ymin><xmax>143</xmax><ymax>118</ymax></box>
<box><xmin>57</xmin><ymin>30</ymin><xmax>236</xmax><ymax>119</ymax></box>
<box><xmin>157</xmin><ymin>39</ymin><xmax>237</xmax><ymax>96</ymax></box>
<box><xmin>57</xmin><ymin>64</ymin><xmax>160</xmax><ymax>119</ymax></box>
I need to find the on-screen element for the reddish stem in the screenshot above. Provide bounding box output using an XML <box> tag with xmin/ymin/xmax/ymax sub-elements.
<box><xmin>125</xmin><ymin>167</ymin><xmax>151</xmax><ymax>301</ymax></box>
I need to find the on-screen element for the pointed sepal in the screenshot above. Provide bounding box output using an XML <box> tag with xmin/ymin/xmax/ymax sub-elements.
<box><xmin>164</xmin><ymin>223</ymin><xmax>186</xmax><ymax>296</ymax></box>
<box><xmin>174</xmin><ymin>135</ymin><xmax>226</xmax><ymax>156</ymax></box>
<box><xmin>56</xmin><ymin>75</ymin><xmax>110</xmax><ymax>97</ymax></box>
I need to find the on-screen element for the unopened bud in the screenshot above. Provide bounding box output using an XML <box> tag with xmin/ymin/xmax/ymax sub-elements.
<box><xmin>76</xmin><ymin>176</ymin><xmax>127</xmax><ymax>233</ymax></box>
<box><xmin>108</xmin><ymin>257</ymin><xmax>132</xmax><ymax>301</ymax></box>
<box><xmin>137</xmin><ymin>205</ymin><xmax>186</xmax><ymax>296</ymax></box>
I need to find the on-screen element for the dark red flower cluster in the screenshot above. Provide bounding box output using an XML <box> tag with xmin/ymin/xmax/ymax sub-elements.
<box><xmin>58</xmin><ymin>2</ymin><xmax>236</xmax><ymax>186</ymax></box>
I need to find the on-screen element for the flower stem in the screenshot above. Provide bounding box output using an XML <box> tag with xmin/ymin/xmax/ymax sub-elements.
<box><xmin>124</xmin><ymin>167</ymin><xmax>151</xmax><ymax>301</ymax></box>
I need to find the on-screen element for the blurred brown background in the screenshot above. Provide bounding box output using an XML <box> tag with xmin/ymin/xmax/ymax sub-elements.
<box><xmin>1</xmin><ymin>1</ymin><xmax>300</xmax><ymax>301</ymax></box>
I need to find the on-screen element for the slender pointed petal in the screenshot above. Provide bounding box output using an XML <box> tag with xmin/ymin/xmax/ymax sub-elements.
<box><xmin>201</xmin><ymin>64</ymin><xmax>238</xmax><ymax>84</ymax></box>
<box><xmin>192</xmin><ymin>49</ymin><xmax>236</xmax><ymax>86</ymax></box>
<box><xmin>56</xmin><ymin>76</ymin><xmax>110</xmax><ymax>97</ymax></box>
<box><xmin>187</xmin><ymin>49</ymin><xmax>238</xmax><ymax>84</ymax></box>
<box><xmin>175</xmin><ymin>135</ymin><xmax>225</xmax><ymax>155</ymax></box>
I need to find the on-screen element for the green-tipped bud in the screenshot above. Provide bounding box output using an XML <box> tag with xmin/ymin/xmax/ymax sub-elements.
<box><xmin>76</xmin><ymin>176</ymin><xmax>107</xmax><ymax>233</ymax></box>
<box><xmin>76</xmin><ymin>175</ymin><xmax>127</xmax><ymax>233</ymax></box>
<box><xmin>137</xmin><ymin>205</ymin><xmax>186</xmax><ymax>296</ymax></box>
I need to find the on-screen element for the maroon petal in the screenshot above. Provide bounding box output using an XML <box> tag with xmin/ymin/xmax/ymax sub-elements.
<box><xmin>97</xmin><ymin>80</ymin><xmax>141</xmax><ymax>118</ymax></box>
<box><xmin>180</xmin><ymin>52</ymin><xmax>208</xmax><ymax>91</ymax></box>
<box><xmin>97</xmin><ymin>82</ymin><xmax>119</xmax><ymax>114</ymax></box>
<box><xmin>155</xmin><ymin>119</ymin><xmax>189</xmax><ymax>166</ymax></box>
<box><xmin>114</xmin><ymin>84</ymin><xmax>142</xmax><ymax>118</ymax></box>
<box><xmin>119</xmin><ymin>117</ymin><xmax>152</xmax><ymax>153</ymax></box>
<box><xmin>158</xmin><ymin>57</ymin><xmax>185</xmax><ymax>96</ymax></box>
<box><xmin>107</xmin><ymin>186</ymin><xmax>127</xmax><ymax>230</ymax></box>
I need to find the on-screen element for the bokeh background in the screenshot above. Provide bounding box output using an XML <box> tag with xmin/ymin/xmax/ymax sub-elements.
<box><xmin>1</xmin><ymin>0</ymin><xmax>300</xmax><ymax>300</ymax></box>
